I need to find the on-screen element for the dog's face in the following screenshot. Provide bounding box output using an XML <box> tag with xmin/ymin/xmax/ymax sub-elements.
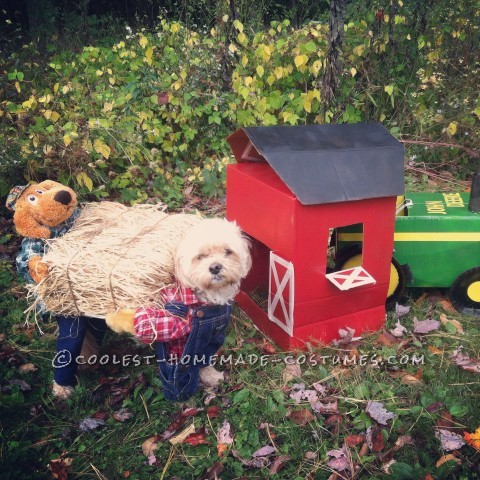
<box><xmin>175</xmin><ymin>218</ymin><xmax>251</xmax><ymax>304</ymax></box>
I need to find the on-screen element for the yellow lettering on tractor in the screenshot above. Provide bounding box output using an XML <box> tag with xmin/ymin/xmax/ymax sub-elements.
<box><xmin>426</xmin><ymin>200</ymin><xmax>446</xmax><ymax>215</ymax></box>
<box><xmin>443</xmin><ymin>192</ymin><xmax>464</xmax><ymax>208</ymax></box>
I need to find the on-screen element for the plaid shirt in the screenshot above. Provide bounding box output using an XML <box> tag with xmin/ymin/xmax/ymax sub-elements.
<box><xmin>16</xmin><ymin>209</ymin><xmax>80</xmax><ymax>283</ymax></box>
<box><xmin>134</xmin><ymin>283</ymin><xmax>207</xmax><ymax>357</ymax></box>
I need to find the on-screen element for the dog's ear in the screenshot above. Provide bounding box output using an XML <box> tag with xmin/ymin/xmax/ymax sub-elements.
<box><xmin>14</xmin><ymin>206</ymin><xmax>51</xmax><ymax>238</ymax></box>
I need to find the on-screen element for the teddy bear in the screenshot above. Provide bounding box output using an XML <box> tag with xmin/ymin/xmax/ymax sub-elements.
<box><xmin>105</xmin><ymin>218</ymin><xmax>252</xmax><ymax>401</ymax></box>
<box><xmin>6</xmin><ymin>180</ymin><xmax>107</xmax><ymax>399</ymax></box>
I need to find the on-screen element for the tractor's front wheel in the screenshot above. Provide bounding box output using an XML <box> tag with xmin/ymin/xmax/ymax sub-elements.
<box><xmin>450</xmin><ymin>267</ymin><xmax>480</xmax><ymax>314</ymax></box>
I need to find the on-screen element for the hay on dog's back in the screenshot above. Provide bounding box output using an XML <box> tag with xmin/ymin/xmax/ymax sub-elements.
<box><xmin>30</xmin><ymin>202</ymin><xmax>203</xmax><ymax>317</ymax></box>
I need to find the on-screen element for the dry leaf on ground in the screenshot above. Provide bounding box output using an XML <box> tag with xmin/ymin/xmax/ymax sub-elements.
<box><xmin>435</xmin><ymin>429</ymin><xmax>466</xmax><ymax>451</ymax></box>
<box><xmin>288</xmin><ymin>409</ymin><xmax>315</xmax><ymax>427</ymax></box>
<box><xmin>366</xmin><ymin>401</ymin><xmax>395</xmax><ymax>425</ymax></box>
<box><xmin>451</xmin><ymin>347</ymin><xmax>480</xmax><ymax>373</ymax></box>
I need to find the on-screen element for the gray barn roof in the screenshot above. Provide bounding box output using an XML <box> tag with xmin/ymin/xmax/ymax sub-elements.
<box><xmin>227</xmin><ymin>123</ymin><xmax>405</xmax><ymax>205</ymax></box>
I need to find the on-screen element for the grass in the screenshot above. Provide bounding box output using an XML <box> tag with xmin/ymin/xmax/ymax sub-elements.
<box><xmin>1</xmin><ymin>265</ymin><xmax>480</xmax><ymax>480</ymax></box>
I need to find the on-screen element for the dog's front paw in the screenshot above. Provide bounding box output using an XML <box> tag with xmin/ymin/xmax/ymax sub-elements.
<box><xmin>199</xmin><ymin>365</ymin><xmax>225</xmax><ymax>388</ymax></box>
<box><xmin>105</xmin><ymin>309</ymin><xmax>136</xmax><ymax>335</ymax></box>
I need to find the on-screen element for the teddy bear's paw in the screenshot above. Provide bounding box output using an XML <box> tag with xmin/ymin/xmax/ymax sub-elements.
<box><xmin>198</xmin><ymin>365</ymin><xmax>225</xmax><ymax>388</ymax></box>
<box><xmin>52</xmin><ymin>381</ymin><xmax>74</xmax><ymax>400</ymax></box>
<box><xmin>28</xmin><ymin>256</ymin><xmax>49</xmax><ymax>283</ymax></box>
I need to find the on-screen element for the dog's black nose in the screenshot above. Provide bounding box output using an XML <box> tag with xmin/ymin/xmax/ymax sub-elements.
<box><xmin>54</xmin><ymin>190</ymin><xmax>72</xmax><ymax>205</ymax></box>
<box><xmin>209</xmin><ymin>263</ymin><xmax>223</xmax><ymax>275</ymax></box>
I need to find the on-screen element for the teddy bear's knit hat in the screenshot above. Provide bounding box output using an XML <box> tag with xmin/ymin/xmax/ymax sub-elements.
<box><xmin>5</xmin><ymin>185</ymin><xmax>28</xmax><ymax>212</ymax></box>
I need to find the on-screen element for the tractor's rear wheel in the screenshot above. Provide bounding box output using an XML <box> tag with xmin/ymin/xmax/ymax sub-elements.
<box><xmin>335</xmin><ymin>246</ymin><xmax>405</xmax><ymax>308</ymax></box>
<box><xmin>450</xmin><ymin>267</ymin><xmax>480</xmax><ymax>314</ymax></box>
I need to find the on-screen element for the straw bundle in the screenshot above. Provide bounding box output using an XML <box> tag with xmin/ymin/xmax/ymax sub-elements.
<box><xmin>29</xmin><ymin>202</ymin><xmax>203</xmax><ymax>317</ymax></box>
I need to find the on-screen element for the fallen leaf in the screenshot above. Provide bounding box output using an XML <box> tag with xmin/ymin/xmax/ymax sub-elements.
<box><xmin>204</xmin><ymin>391</ymin><xmax>217</xmax><ymax>405</ymax></box>
<box><xmin>7</xmin><ymin>379</ymin><xmax>31</xmax><ymax>391</ymax></box>
<box><xmin>218</xmin><ymin>420</ymin><xmax>233</xmax><ymax>444</ymax></box>
<box><xmin>204</xmin><ymin>461</ymin><xmax>224</xmax><ymax>479</ymax></box>
<box><xmin>345</xmin><ymin>434</ymin><xmax>365</xmax><ymax>447</ymax></box>
<box><xmin>333</xmin><ymin>327</ymin><xmax>360</xmax><ymax>346</ymax></box>
<box><xmin>260</xmin><ymin>341</ymin><xmax>277</xmax><ymax>355</ymax></box>
<box><xmin>283</xmin><ymin>363</ymin><xmax>302</xmax><ymax>383</ymax></box>
<box><xmin>426</xmin><ymin>402</ymin><xmax>444</xmax><ymax>413</ymax></box>
<box><xmin>324</xmin><ymin>414</ymin><xmax>343</xmax><ymax>435</ymax></box>
<box><xmin>366</xmin><ymin>401</ymin><xmax>395</xmax><ymax>425</ymax></box>
<box><xmin>288</xmin><ymin>409</ymin><xmax>315</xmax><ymax>427</ymax></box>
<box><xmin>18</xmin><ymin>363</ymin><xmax>37</xmax><ymax>374</ymax></box>
<box><xmin>413</xmin><ymin>317</ymin><xmax>440</xmax><ymax>334</ymax></box>
<box><xmin>231</xmin><ymin>449</ymin><xmax>270</xmax><ymax>468</ymax></box>
<box><xmin>436</xmin><ymin>412</ymin><xmax>461</xmax><ymax>433</ymax></box>
<box><xmin>394</xmin><ymin>435</ymin><xmax>414</xmax><ymax>449</ymax></box>
<box><xmin>182</xmin><ymin>426</ymin><xmax>208</xmax><ymax>446</ymax></box>
<box><xmin>359</xmin><ymin>442</ymin><xmax>370</xmax><ymax>457</ymax></box>
<box><xmin>169</xmin><ymin>423</ymin><xmax>196</xmax><ymax>445</ymax></box>
<box><xmin>390</xmin><ymin>320</ymin><xmax>407</xmax><ymax>337</ymax></box>
<box><xmin>49</xmin><ymin>458</ymin><xmax>72</xmax><ymax>480</ymax></box>
<box><xmin>326</xmin><ymin>444</ymin><xmax>353</xmax><ymax>474</ymax></box>
<box><xmin>366</xmin><ymin>426</ymin><xmax>386</xmax><ymax>452</ymax></box>
<box><xmin>207</xmin><ymin>406</ymin><xmax>221</xmax><ymax>418</ymax></box>
<box><xmin>464</xmin><ymin>426</ymin><xmax>480</xmax><ymax>450</ymax></box>
<box><xmin>269</xmin><ymin>455</ymin><xmax>291</xmax><ymax>474</ymax></box>
<box><xmin>428</xmin><ymin>345</ymin><xmax>444</xmax><ymax>355</ymax></box>
<box><xmin>312</xmin><ymin>383</ymin><xmax>328</xmax><ymax>396</ymax></box>
<box><xmin>142</xmin><ymin>436</ymin><xmax>160</xmax><ymax>456</ymax></box>
<box><xmin>402</xmin><ymin>370</ymin><xmax>423</xmax><ymax>385</ymax></box>
<box><xmin>415</xmin><ymin>292</ymin><xmax>428</xmax><ymax>306</ymax></box>
<box><xmin>439</xmin><ymin>299</ymin><xmax>457</xmax><ymax>315</ymax></box>
<box><xmin>435</xmin><ymin>429</ymin><xmax>466</xmax><ymax>451</ymax></box>
<box><xmin>378</xmin><ymin>331</ymin><xmax>400</xmax><ymax>346</ymax></box>
<box><xmin>311</xmin><ymin>398</ymin><xmax>338</xmax><ymax>414</ymax></box>
<box><xmin>451</xmin><ymin>347</ymin><xmax>480</xmax><ymax>373</ymax></box>
<box><xmin>382</xmin><ymin>459</ymin><xmax>396</xmax><ymax>474</ymax></box>
<box><xmin>439</xmin><ymin>313</ymin><xmax>464</xmax><ymax>334</ymax></box>
<box><xmin>91</xmin><ymin>411</ymin><xmax>110</xmax><ymax>421</ymax></box>
<box><xmin>159</xmin><ymin>406</ymin><xmax>204</xmax><ymax>441</ymax></box>
<box><xmin>252</xmin><ymin>445</ymin><xmax>276</xmax><ymax>457</ymax></box>
<box><xmin>395</xmin><ymin>303</ymin><xmax>411</xmax><ymax>317</ymax></box>
<box><xmin>113</xmin><ymin>408</ymin><xmax>133</xmax><ymax>422</ymax></box>
<box><xmin>79</xmin><ymin>417</ymin><xmax>106</xmax><ymax>432</ymax></box>
<box><xmin>305</xmin><ymin>451</ymin><xmax>317</xmax><ymax>460</ymax></box>
<box><xmin>436</xmin><ymin>454</ymin><xmax>461</xmax><ymax>468</ymax></box>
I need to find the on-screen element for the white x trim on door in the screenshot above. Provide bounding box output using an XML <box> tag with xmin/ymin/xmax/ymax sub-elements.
<box><xmin>326</xmin><ymin>266</ymin><xmax>376</xmax><ymax>291</ymax></box>
<box><xmin>268</xmin><ymin>252</ymin><xmax>295</xmax><ymax>336</ymax></box>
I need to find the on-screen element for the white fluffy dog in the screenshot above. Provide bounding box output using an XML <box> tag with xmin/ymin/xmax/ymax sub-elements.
<box><xmin>106</xmin><ymin>217</ymin><xmax>251</xmax><ymax>390</ymax></box>
<box><xmin>175</xmin><ymin>218</ymin><xmax>252</xmax><ymax>305</ymax></box>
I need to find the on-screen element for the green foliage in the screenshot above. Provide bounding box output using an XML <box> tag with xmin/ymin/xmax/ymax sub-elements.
<box><xmin>1</xmin><ymin>2</ymin><xmax>479</xmax><ymax>206</ymax></box>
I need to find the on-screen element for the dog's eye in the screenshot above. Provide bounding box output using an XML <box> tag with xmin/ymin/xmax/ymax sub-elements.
<box><xmin>225</xmin><ymin>249</ymin><xmax>233</xmax><ymax>256</ymax></box>
<box><xmin>35</xmin><ymin>189</ymin><xmax>44</xmax><ymax>194</ymax></box>
<box><xmin>27</xmin><ymin>195</ymin><xmax>38</xmax><ymax>205</ymax></box>
<box><xmin>196</xmin><ymin>254</ymin><xmax>207</xmax><ymax>261</ymax></box>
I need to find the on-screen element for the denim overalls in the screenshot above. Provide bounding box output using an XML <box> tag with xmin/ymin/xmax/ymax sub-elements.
<box><xmin>155</xmin><ymin>301</ymin><xmax>232</xmax><ymax>401</ymax></box>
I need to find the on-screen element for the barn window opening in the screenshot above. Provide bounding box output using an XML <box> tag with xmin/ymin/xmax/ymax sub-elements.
<box><xmin>330</xmin><ymin>223</ymin><xmax>364</xmax><ymax>273</ymax></box>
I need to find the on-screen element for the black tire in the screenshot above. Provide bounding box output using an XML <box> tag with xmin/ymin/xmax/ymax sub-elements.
<box><xmin>335</xmin><ymin>246</ymin><xmax>406</xmax><ymax>308</ymax></box>
<box><xmin>450</xmin><ymin>267</ymin><xmax>480</xmax><ymax>315</ymax></box>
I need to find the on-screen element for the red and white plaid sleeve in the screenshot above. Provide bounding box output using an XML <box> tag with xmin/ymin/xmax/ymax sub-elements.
<box><xmin>132</xmin><ymin>283</ymin><xmax>199</xmax><ymax>344</ymax></box>
<box><xmin>133</xmin><ymin>306</ymin><xmax>192</xmax><ymax>344</ymax></box>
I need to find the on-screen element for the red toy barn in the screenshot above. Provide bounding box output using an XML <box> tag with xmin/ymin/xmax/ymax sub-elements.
<box><xmin>226</xmin><ymin>123</ymin><xmax>405</xmax><ymax>350</ymax></box>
